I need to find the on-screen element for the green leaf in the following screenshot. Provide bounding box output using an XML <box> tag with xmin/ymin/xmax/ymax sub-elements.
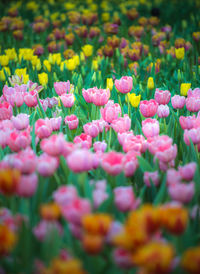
<box><xmin>137</xmin><ymin>156</ymin><xmax>153</xmax><ymax>172</ymax></box>
<box><xmin>153</xmin><ymin>174</ymin><xmax>167</xmax><ymax>205</ymax></box>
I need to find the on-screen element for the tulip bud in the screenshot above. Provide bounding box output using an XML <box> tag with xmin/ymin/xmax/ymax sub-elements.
<box><xmin>147</xmin><ymin>77</ymin><xmax>154</xmax><ymax>90</ymax></box>
<box><xmin>177</xmin><ymin>69</ymin><xmax>182</xmax><ymax>81</ymax></box>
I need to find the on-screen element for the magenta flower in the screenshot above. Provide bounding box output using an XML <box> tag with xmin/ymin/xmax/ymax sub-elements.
<box><xmin>140</xmin><ymin>99</ymin><xmax>158</xmax><ymax>117</ymax></box>
<box><xmin>115</xmin><ymin>76</ymin><xmax>133</xmax><ymax>94</ymax></box>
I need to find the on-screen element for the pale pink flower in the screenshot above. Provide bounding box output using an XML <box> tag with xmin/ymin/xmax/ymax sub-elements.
<box><xmin>93</xmin><ymin>189</ymin><xmax>108</xmax><ymax>209</ymax></box>
<box><xmin>17</xmin><ymin>173</ymin><xmax>38</xmax><ymax>197</ymax></box>
<box><xmin>167</xmin><ymin>169</ymin><xmax>182</xmax><ymax>185</ymax></box>
<box><xmin>171</xmin><ymin>95</ymin><xmax>185</xmax><ymax>109</ymax></box>
<box><xmin>147</xmin><ymin>135</ymin><xmax>173</xmax><ymax>155</ymax></box>
<box><xmin>93</xmin><ymin>141</ymin><xmax>107</xmax><ymax>153</ymax></box>
<box><xmin>40</xmin><ymin>133</ymin><xmax>67</xmax><ymax>157</ymax></box>
<box><xmin>66</xmin><ymin>149</ymin><xmax>98</xmax><ymax>173</ymax></box>
<box><xmin>178</xmin><ymin>162</ymin><xmax>196</xmax><ymax>181</ymax></box>
<box><xmin>100</xmin><ymin>100</ymin><xmax>121</xmax><ymax>123</ymax></box>
<box><xmin>113</xmin><ymin>248</ymin><xmax>133</xmax><ymax>269</ymax></box>
<box><xmin>35</xmin><ymin>118</ymin><xmax>52</xmax><ymax>139</ymax></box>
<box><xmin>186</xmin><ymin>96</ymin><xmax>200</xmax><ymax>112</ymax></box>
<box><xmin>53</xmin><ymin>185</ymin><xmax>77</xmax><ymax>206</ymax></box>
<box><xmin>144</xmin><ymin>171</ymin><xmax>160</xmax><ymax>187</ymax></box>
<box><xmin>118</xmin><ymin>131</ymin><xmax>134</xmax><ymax>146</ymax></box>
<box><xmin>37</xmin><ymin>153</ymin><xmax>59</xmax><ymax>177</ymax></box>
<box><xmin>4</xmin><ymin>148</ymin><xmax>37</xmax><ymax>174</ymax></box>
<box><xmin>0</xmin><ymin>102</ymin><xmax>13</xmax><ymax>120</ymax></box>
<box><xmin>8</xmin><ymin>129</ymin><xmax>31</xmax><ymax>152</ymax></box>
<box><xmin>114</xmin><ymin>186</ymin><xmax>139</xmax><ymax>212</ymax></box>
<box><xmin>83</xmin><ymin>121</ymin><xmax>100</xmax><ymax>138</ymax></box>
<box><xmin>101</xmin><ymin>151</ymin><xmax>124</xmax><ymax>176</ymax></box>
<box><xmin>157</xmin><ymin>104</ymin><xmax>169</xmax><ymax>118</ymax></box>
<box><xmin>33</xmin><ymin>220</ymin><xmax>63</xmax><ymax>241</ymax></box>
<box><xmin>142</xmin><ymin>118</ymin><xmax>160</xmax><ymax>138</ymax></box>
<box><xmin>179</xmin><ymin>115</ymin><xmax>196</xmax><ymax>130</ymax></box>
<box><xmin>61</xmin><ymin>198</ymin><xmax>91</xmax><ymax>225</ymax></box>
<box><xmin>140</xmin><ymin>99</ymin><xmax>158</xmax><ymax>117</ymax></box>
<box><xmin>123</xmin><ymin>135</ymin><xmax>145</xmax><ymax>153</ymax></box>
<box><xmin>154</xmin><ymin>89</ymin><xmax>171</xmax><ymax>105</ymax></box>
<box><xmin>184</xmin><ymin>128</ymin><xmax>200</xmax><ymax>145</ymax></box>
<box><xmin>122</xmin><ymin>151</ymin><xmax>138</xmax><ymax>177</ymax></box>
<box><xmin>54</xmin><ymin>81</ymin><xmax>70</xmax><ymax>96</ymax></box>
<box><xmin>65</xmin><ymin>114</ymin><xmax>79</xmax><ymax>130</ymax></box>
<box><xmin>115</xmin><ymin>76</ymin><xmax>133</xmax><ymax>94</ymax></box>
<box><xmin>168</xmin><ymin>182</ymin><xmax>194</xmax><ymax>204</ymax></box>
<box><xmin>92</xmin><ymin>88</ymin><xmax>110</xmax><ymax>106</ymax></box>
<box><xmin>50</xmin><ymin>116</ymin><xmax>62</xmax><ymax>131</ymax></box>
<box><xmin>82</xmin><ymin>87</ymin><xmax>96</xmax><ymax>103</ymax></box>
<box><xmin>73</xmin><ymin>133</ymin><xmax>92</xmax><ymax>149</ymax></box>
<box><xmin>111</xmin><ymin>114</ymin><xmax>131</xmax><ymax>133</ymax></box>
<box><xmin>60</xmin><ymin>93</ymin><xmax>75</xmax><ymax>108</ymax></box>
<box><xmin>24</xmin><ymin>90</ymin><xmax>38</xmax><ymax>107</ymax></box>
<box><xmin>11</xmin><ymin>113</ymin><xmax>29</xmax><ymax>130</ymax></box>
<box><xmin>155</xmin><ymin>144</ymin><xmax>177</xmax><ymax>163</ymax></box>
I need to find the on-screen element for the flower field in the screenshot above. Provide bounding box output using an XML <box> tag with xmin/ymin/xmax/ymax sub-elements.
<box><xmin>0</xmin><ymin>0</ymin><xmax>200</xmax><ymax>273</ymax></box>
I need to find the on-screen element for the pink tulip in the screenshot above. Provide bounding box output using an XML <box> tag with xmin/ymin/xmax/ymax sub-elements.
<box><xmin>93</xmin><ymin>141</ymin><xmax>107</xmax><ymax>153</ymax></box>
<box><xmin>92</xmin><ymin>88</ymin><xmax>110</xmax><ymax>106</ymax></box>
<box><xmin>140</xmin><ymin>99</ymin><xmax>158</xmax><ymax>117</ymax></box>
<box><xmin>60</xmin><ymin>93</ymin><xmax>75</xmax><ymax>108</ymax></box>
<box><xmin>114</xmin><ymin>186</ymin><xmax>139</xmax><ymax>212</ymax></box>
<box><xmin>83</xmin><ymin>121</ymin><xmax>99</xmax><ymax>138</ymax></box>
<box><xmin>101</xmin><ymin>100</ymin><xmax>121</xmax><ymax>124</ymax></box>
<box><xmin>82</xmin><ymin>87</ymin><xmax>96</xmax><ymax>103</ymax></box>
<box><xmin>0</xmin><ymin>102</ymin><xmax>13</xmax><ymax>120</ymax></box>
<box><xmin>155</xmin><ymin>144</ymin><xmax>177</xmax><ymax>163</ymax></box>
<box><xmin>187</xmin><ymin>88</ymin><xmax>200</xmax><ymax>98</ymax></box>
<box><xmin>50</xmin><ymin>116</ymin><xmax>62</xmax><ymax>131</ymax></box>
<box><xmin>46</xmin><ymin>97</ymin><xmax>58</xmax><ymax>108</ymax></box>
<box><xmin>171</xmin><ymin>95</ymin><xmax>185</xmax><ymax>109</ymax></box>
<box><xmin>184</xmin><ymin>128</ymin><xmax>200</xmax><ymax>145</ymax></box>
<box><xmin>142</xmin><ymin>118</ymin><xmax>160</xmax><ymax>138</ymax></box>
<box><xmin>147</xmin><ymin>135</ymin><xmax>173</xmax><ymax>155</ymax></box>
<box><xmin>54</xmin><ymin>81</ymin><xmax>70</xmax><ymax>96</ymax></box>
<box><xmin>61</xmin><ymin>198</ymin><xmax>91</xmax><ymax>225</ymax></box>
<box><xmin>37</xmin><ymin>153</ymin><xmax>59</xmax><ymax>177</ymax></box>
<box><xmin>8</xmin><ymin>129</ymin><xmax>31</xmax><ymax>152</ymax></box>
<box><xmin>123</xmin><ymin>135</ymin><xmax>145</xmax><ymax>153</ymax></box>
<box><xmin>118</xmin><ymin>131</ymin><xmax>134</xmax><ymax>146</ymax></box>
<box><xmin>168</xmin><ymin>182</ymin><xmax>194</xmax><ymax>204</ymax></box>
<box><xmin>93</xmin><ymin>189</ymin><xmax>108</xmax><ymax>209</ymax></box>
<box><xmin>186</xmin><ymin>96</ymin><xmax>200</xmax><ymax>112</ymax></box>
<box><xmin>33</xmin><ymin>220</ymin><xmax>63</xmax><ymax>241</ymax></box>
<box><xmin>66</xmin><ymin>149</ymin><xmax>98</xmax><ymax>173</ymax></box>
<box><xmin>122</xmin><ymin>151</ymin><xmax>138</xmax><ymax>177</ymax></box>
<box><xmin>144</xmin><ymin>171</ymin><xmax>160</xmax><ymax>187</ymax></box>
<box><xmin>167</xmin><ymin>169</ymin><xmax>182</xmax><ymax>185</ymax></box>
<box><xmin>35</xmin><ymin>118</ymin><xmax>52</xmax><ymax>139</ymax></box>
<box><xmin>115</xmin><ymin>76</ymin><xmax>133</xmax><ymax>94</ymax></box>
<box><xmin>101</xmin><ymin>151</ymin><xmax>124</xmax><ymax>176</ymax></box>
<box><xmin>17</xmin><ymin>173</ymin><xmax>38</xmax><ymax>197</ymax></box>
<box><xmin>11</xmin><ymin>113</ymin><xmax>29</xmax><ymax>130</ymax></box>
<box><xmin>154</xmin><ymin>89</ymin><xmax>171</xmax><ymax>105</ymax></box>
<box><xmin>4</xmin><ymin>148</ymin><xmax>37</xmax><ymax>174</ymax></box>
<box><xmin>73</xmin><ymin>133</ymin><xmax>92</xmax><ymax>149</ymax></box>
<box><xmin>179</xmin><ymin>115</ymin><xmax>196</xmax><ymax>130</ymax></box>
<box><xmin>157</xmin><ymin>104</ymin><xmax>170</xmax><ymax>118</ymax></box>
<box><xmin>39</xmin><ymin>99</ymin><xmax>48</xmax><ymax>112</ymax></box>
<box><xmin>53</xmin><ymin>185</ymin><xmax>77</xmax><ymax>206</ymax></box>
<box><xmin>94</xmin><ymin>119</ymin><xmax>109</xmax><ymax>133</ymax></box>
<box><xmin>69</xmin><ymin>223</ymin><xmax>83</xmax><ymax>239</ymax></box>
<box><xmin>65</xmin><ymin>114</ymin><xmax>79</xmax><ymax>130</ymax></box>
<box><xmin>40</xmin><ymin>133</ymin><xmax>67</xmax><ymax>157</ymax></box>
<box><xmin>111</xmin><ymin>114</ymin><xmax>131</xmax><ymax>133</ymax></box>
<box><xmin>178</xmin><ymin>162</ymin><xmax>196</xmax><ymax>181</ymax></box>
<box><xmin>24</xmin><ymin>90</ymin><xmax>38</xmax><ymax>107</ymax></box>
<box><xmin>0</xmin><ymin>130</ymin><xmax>8</xmax><ymax>148</ymax></box>
<box><xmin>113</xmin><ymin>248</ymin><xmax>133</xmax><ymax>269</ymax></box>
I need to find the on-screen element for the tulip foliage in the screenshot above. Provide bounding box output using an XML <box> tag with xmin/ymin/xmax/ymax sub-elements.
<box><xmin>0</xmin><ymin>0</ymin><xmax>200</xmax><ymax>273</ymax></box>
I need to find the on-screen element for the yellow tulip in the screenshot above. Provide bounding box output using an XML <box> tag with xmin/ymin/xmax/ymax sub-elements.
<box><xmin>128</xmin><ymin>93</ymin><xmax>141</xmax><ymax>108</ymax></box>
<box><xmin>0</xmin><ymin>67</ymin><xmax>11</xmax><ymax>81</ymax></box>
<box><xmin>106</xmin><ymin>78</ymin><xmax>113</xmax><ymax>90</ymax></box>
<box><xmin>14</xmin><ymin>68</ymin><xmax>27</xmax><ymax>78</ymax></box>
<box><xmin>43</xmin><ymin>60</ymin><xmax>51</xmax><ymax>72</ymax></box>
<box><xmin>147</xmin><ymin>77</ymin><xmax>154</xmax><ymax>90</ymax></box>
<box><xmin>5</xmin><ymin>48</ymin><xmax>17</xmax><ymax>61</ymax></box>
<box><xmin>180</xmin><ymin>83</ymin><xmax>191</xmax><ymax>96</ymax></box>
<box><xmin>66</xmin><ymin>58</ymin><xmax>76</xmax><ymax>71</ymax></box>
<box><xmin>175</xmin><ymin>47</ymin><xmax>185</xmax><ymax>60</ymax></box>
<box><xmin>23</xmin><ymin>74</ymin><xmax>29</xmax><ymax>84</ymax></box>
<box><xmin>102</xmin><ymin>12</ymin><xmax>110</xmax><ymax>22</ymax></box>
<box><xmin>82</xmin><ymin>45</ymin><xmax>93</xmax><ymax>57</ymax></box>
<box><xmin>0</xmin><ymin>55</ymin><xmax>9</xmax><ymax>66</ymax></box>
<box><xmin>92</xmin><ymin>59</ymin><xmax>98</xmax><ymax>71</ymax></box>
<box><xmin>38</xmin><ymin>72</ymin><xmax>48</xmax><ymax>87</ymax></box>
